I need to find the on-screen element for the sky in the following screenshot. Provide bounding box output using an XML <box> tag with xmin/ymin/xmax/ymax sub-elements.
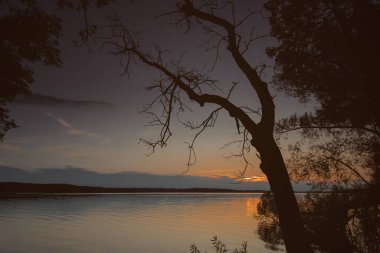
<box><xmin>0</xmin><ymin>0</ymin><xmax>311</xmax><ymax>186</ymax></box>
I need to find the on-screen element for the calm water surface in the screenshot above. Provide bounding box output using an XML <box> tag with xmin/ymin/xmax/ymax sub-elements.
<box><xmin>0</xmin><ymin>193</ymin><xmax>284</xmax><ymax>253</ymax></box>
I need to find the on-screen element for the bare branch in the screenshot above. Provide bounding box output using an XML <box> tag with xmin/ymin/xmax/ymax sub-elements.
<box><xmin>221</xmin><ymin>128</ymin><xmax>254</xmax><ymax>180</ymax></box>
<box><xmin>178</xmin><ymin>0</ymin><xmax>275</xmax><ymax>130</ymax></box>
<box><xmin>183</xmin><ymin>106</ymin><xmax>223</xmax><ymax>171</ymax></box>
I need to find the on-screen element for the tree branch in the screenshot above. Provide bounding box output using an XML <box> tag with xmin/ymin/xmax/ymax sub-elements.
<box><xmin>324</xmin><ymin>155</ymin><xmax>371</xmax><ymax>186</ymax></box>
<box><xmin>127</xmin><ymin>45</ymin><xmax>258</xmax><ymax>134</ymax></box>
<box><xmin>277</xmin><ymin>125</ymin><xmax>380</xmax><ymax>136</ymax></box>
<box><xmin>179</xmin><ymin>0</ymin><xmax>275</xmax><ymax>131</ymax></box>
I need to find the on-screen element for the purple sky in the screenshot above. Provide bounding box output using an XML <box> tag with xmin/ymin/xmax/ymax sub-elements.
<box><xmin>0</xmin><ymin>0</ymin><xmax>311</xmax><ymax>182</ymax></box>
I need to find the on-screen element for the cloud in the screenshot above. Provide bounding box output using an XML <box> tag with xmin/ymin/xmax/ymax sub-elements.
<box><xmin>39</xmin><ymin>144</ymin><xmax>76</xmax><ymax>153</ymax></box>
<box><xmin>46</xmin><ymin>112</ymin><xmax>72</xmax><ymax>128</ymax></box>
<box><xmin>0</xmin><ymin>166</ymin><xmax>269</xmax><ymax>190</ymax></box>
<box><xmin>13</xmin><ymin>93</ymin><xmax>112</xmax><ymax>107</ymax></box>
<box><xmin>242</xmin><ymin>176</ymin><xmax>267</xmax><ymax>182</ymax></box>
<box><xmin>0</xmin><ymin>143</ymin><xmax>23</xmax><ymax>153</ymax></box>
<box><xmin>46</xmin><ymin>112</ymin><xmax>110</xmax><ymax>144</ymax></box>
<box><xmin>0</xmin><ymin>165</ymin><xmax>312</xmax><ymax>191</ymax></box>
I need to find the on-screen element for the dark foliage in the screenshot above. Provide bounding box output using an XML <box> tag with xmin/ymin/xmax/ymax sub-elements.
<box><xmin>256</xmin><ymin>192</ymin><xmax>380</xmax><ymax>252</ymax></box>
<box><xmin>0</xmin><ymin>0</ymin><xmax>62</xmax><ymax>141</ymax></box>
<box><xmin>265</xmin><ymin>0</ymin><xmax>380</xmax><ymax>192</ymax></box>
<box><xmin>190</xmin><ymin>236</ymin><xmax>248</xmax><ymax>253</ymax></box>
<box><xmin>264</xmin><ymin>4</ymin><xmax>380</xmax><ymax>250</ymax></box>
<box><xmin>265</xmin><ymin>0</ymin><xmax>380</xmax><ymax>128</ymax></box>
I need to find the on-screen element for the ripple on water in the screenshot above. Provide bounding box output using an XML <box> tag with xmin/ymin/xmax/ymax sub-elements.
<box><xmin>0</xmin><ymin>193</ymin><xmax>281</xmax><ymax>253</ymax></box>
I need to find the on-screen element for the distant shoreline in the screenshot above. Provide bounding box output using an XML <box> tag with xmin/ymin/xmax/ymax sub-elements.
<box><xmin>0</xmin><ymin>182</ymin><xmax>272</xmax><ymax>194</ymax></box>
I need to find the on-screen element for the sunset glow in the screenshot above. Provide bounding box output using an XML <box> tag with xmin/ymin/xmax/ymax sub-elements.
<box><xmin>1</xmin><ymin>0</ymin><xmax>378</xmax><ymax>252</ymax></box>
<box><xmin>0</xmin><ymin>0</ymin><xmax>304</xmax><ymax>185</ymax></box>
<box><xmin>242</xmin><ymin>176</ymin><xmax>268</xmax><ymax>182</ymax></box>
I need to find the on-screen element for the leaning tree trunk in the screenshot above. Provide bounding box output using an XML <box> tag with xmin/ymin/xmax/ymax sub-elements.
<box><xmin>252</xmin><ymin>134</ymin><xmax>313</xmax><ymax>253</ymax></box>
<box><xmin>112</xmin><ymin>1</ymin><xmax>314</xmax><ymax>249</ymax></box>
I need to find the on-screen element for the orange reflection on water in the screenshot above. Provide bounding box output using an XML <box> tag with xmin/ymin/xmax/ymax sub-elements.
<box><xmin>0</xmin><ymin>194</ymin><xmax>271</xmax><ymax>253</ymax></box>
<box><xmin>246</xmin><ymin>197</ymin><xmax>261</xmax><ymax>217</ymax></box>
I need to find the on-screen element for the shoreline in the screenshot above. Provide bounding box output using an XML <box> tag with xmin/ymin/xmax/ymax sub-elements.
<box><xmin>0</xmin><ymin>182</ymin><xmax>266</xmax><ymax>194</ymax></box>
<box><xmin>0</xmin><ymin>182</ymin><xmax>320</xmax><ymax>194</ymax></box>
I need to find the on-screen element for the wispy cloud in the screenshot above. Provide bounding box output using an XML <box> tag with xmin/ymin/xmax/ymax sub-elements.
<box><xmin>13</xmin><ymin>93</ymin><xmax>112</xmax><ymax>108</ymax></box>
<box><xmin>0</xmin><ymin>143</ymin><xmax>24</xmax><ymax>153</ymax></box>
<box><xmin>47</xmin><ymin>112</ymin><xmax>72</xmax><ymax>128</ymax></box>
<box><xmin>187</xmin><ymin>169</ymin><xmax>267</xmax><ymax>182</ymax></box>
<box><xmin>242</xmin><ymin>176</ymin><xmax>267</xmax><ymax>182</ymax></box>
<box><xmin>46</xmin><ymin>112</ymin><xmax>110</xmax><ymax>144</ymax></box>
<box><xmin>39</xmin><ymin>144</ymin><xmax>76</xmax><ymax>153</ymax></box>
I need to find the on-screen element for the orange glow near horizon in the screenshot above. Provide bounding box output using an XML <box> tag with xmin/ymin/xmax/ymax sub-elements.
<box><xmin>187</xmin><ymin>170</ymin><xmax>268</xmax><ymax>182</ymax></box>
<box><xmin>242</xmin><ymin>176</ymin><xmax>268</xmax><ymax>182</ymax></box>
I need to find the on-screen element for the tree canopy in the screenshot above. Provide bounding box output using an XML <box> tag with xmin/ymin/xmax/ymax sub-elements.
<box><xmin>265</xmin><ymin>0</ymin><xmax>380</xmax><ymax>189</ymax></box>
<box><xmin>265</xmin><ymin>0</ymin><xmax>380</xmax><ymax>129</ymax></box>
<box><xmin>0</xmin><ymin>0</ymin><xmax>62</xmax><ymax>141</ymax></box>
<box><xmin>263</xmin><ymin>2</ymin><xmax>380</xmax><ymax>250</ymax></box>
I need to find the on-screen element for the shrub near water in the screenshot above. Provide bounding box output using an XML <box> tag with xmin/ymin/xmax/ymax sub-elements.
<box><xmin>190</xmin><ymin>236</ymin><xmax>248</xmax><ymax>253</ymax></box>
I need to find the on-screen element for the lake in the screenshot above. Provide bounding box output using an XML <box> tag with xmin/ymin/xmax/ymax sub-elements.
<box><xmin>0</xmin><ymin>193</ymin><xmax>284</xmax><ymax>253</ymax></box>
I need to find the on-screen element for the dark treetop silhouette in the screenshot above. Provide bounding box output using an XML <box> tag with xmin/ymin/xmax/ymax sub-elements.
<box><xmin>266</xmin><ymin>0</ymin><xmax>380</xmax><ymax>130</ymax></box>
<box><xmin>91</xmin><ymin>1</ymin><xmax>312</xmax><ymax>252</ymax></box>
<box><xmin>263</xmin><ymin>1</ymin><xmax>380</xmax><ymax>251</ymax></box>
<box><xmin>265</xmin><ymin>0</ymin><xmax>380</xmax><ymax>190</ymax></box>
<box><xmin>0</xmin><ymin>0</ymin><xmax>62</xmax><ymax>141</ymax></box>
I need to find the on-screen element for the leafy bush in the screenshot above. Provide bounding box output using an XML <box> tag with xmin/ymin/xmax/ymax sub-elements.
<box><xmin>190</xmin><ymin>236</ymin><xmax>248</xmax><ymax>253</ymax></box>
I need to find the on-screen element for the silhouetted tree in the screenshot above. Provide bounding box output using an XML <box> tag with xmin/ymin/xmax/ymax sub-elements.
<box><xmin>0</xmin><ymin>0</ymin><xmax>62</xmax><ymax>141</ymax></box>
<box><xmin>256</xmin><ymin>192</ymin><xmax>380</xmax><ymax>252</ymax></box>
<box><xmin>0</xmin><ymin>0</ymin><xmax>115</xmax><ymax>141</ymax></box>
<box><xmin>266</xmin><ymin>0</ymin><xmax>380</xmax><ymax>129</ymax></box>
<box><xmin>263</xmin><ymin>3</ymin><xmax>380</xmax><ymax>250</ymax></box>
<box><xmin>265</xmin><ymin>0</ymin><xmax>380</xmax><ymax>190</ymax></box>
<box><xmin>95</xmin><ymin>1</ymin><xmax>312</xmax><ymax>252</ymax></box>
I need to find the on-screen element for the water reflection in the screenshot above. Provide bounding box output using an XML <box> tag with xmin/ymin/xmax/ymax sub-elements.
<box><xmin>245</xmin><ymin>197</ymin><xmax>260</xmax><ymax>217</ymax></box>
<box><xmin>0</xmin><ymin>193</ymin><xmax>277</xmax><ymax>253</ymax></box>
<box><xmin>256</xmin><ymin>192</ymin><xmax>284</xmax><ymax>251</ymax></box>
<box><xmin>255</xmin><ymin>192</ymin><xmax>380</xmax><ymax>252</ymax></box>
<box><xmin>4</xmin><ymin>192</ymin><xmax>376</xmax><ymax>252</ymax></box>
